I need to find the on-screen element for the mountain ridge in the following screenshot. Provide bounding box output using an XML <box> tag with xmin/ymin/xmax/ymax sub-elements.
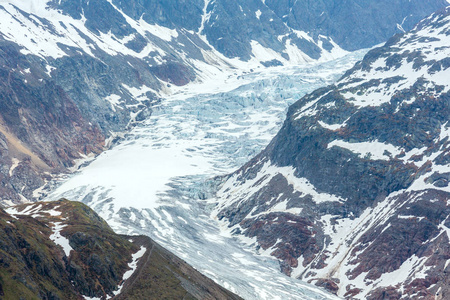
<box><xmin>214</xmin><ymin>6</ymin><xmax>450</xmax><ymax>299</ymax></box>
<box><xmin>0</xmin><ymin>199</ymin><xmax>242</xmax><ymax>299</ymax></box>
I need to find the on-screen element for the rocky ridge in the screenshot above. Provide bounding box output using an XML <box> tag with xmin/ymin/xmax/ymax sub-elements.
<box><xmin>0</xmin><ymin>199</ymin><xmax>242</xmax><ymax>300</ymax></box>
<box><xmin>214</xmin><ymin>7</ymin><xmax>450</xmax><ymax>299</ymax></box>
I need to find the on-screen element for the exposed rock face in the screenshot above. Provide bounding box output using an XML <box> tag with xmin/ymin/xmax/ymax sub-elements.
<box><xmin>264</xmin><ymin>0</ymin><xmax>449</xmax><ymax>51</ymax></box>
<box><xmin>0</xmin><ymin>199</ymin><xmax>242</xmax><ymax>300</ymax></box>
<box><xmin>215</xmin><ymin>7</ymin><xmax>450</xmax><ymax>299</ymax></box>
<box><xmin>0</xmin><ymin>40</ymin><xmax>105</xmax><ymax>203</ymax></box>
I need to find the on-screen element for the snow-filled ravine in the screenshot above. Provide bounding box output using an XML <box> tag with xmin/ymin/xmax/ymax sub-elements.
<box><xmin>45</xmin><ymin>51</ymin><xmax>366</xmax><ymax>300</ymax></box>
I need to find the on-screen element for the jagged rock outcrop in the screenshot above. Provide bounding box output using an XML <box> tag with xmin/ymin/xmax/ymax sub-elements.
<box><xmin>0</xmin><ymin>199</ymin><xmax>242</xmax><ymax>300</ymax></box>
<box><xmin>215</xmin><ymin>7</ymin><xmax>450</xmax><ymax>299</ymax></box>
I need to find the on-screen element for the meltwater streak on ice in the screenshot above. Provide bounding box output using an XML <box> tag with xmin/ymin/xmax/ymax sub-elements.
<box><xmin>46</xmin><ymin>51</ymin><xmax>365</xmax><ymax>300</ymax></box>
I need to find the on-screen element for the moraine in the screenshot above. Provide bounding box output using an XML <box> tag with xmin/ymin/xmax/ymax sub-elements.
<box><xmin>44</xmin><ymin>51</ymin><xmax>365</xmax><ymax>300</ymax></box>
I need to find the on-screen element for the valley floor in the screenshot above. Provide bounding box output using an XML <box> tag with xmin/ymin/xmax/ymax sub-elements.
<box><xmin>44</xmin><ymin>51</ymin><xmax>366</xmax><ymax>300</ymax></box>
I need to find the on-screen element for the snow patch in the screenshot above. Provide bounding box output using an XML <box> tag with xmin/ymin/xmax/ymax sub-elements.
<box><xmin>328</xmin><ymin>139</ymin><xmax>402</xmax><ymax>160</ymax></box>
<box><xmin>318</xmin><ymin>120</ymin><xmax>344</xmax><ymax>131</ymax></box>
<box><xmin>114</xmin><ymin>246</ymin><xmax>147</xmax><ymax>296</ymax></box>
<box><xmin>105</xmin><ymin>94</ymin><xmax>123</xmax><ymax>112</ymax></box>
<box><xmin>9</xmin><ymin>158</ymin><xmax>20</xmax><ymax>176</ymax></box>
<box><xmin>50</xmin><ymin>222</ymin><xmax>73</xmax><ymax>257</ymax></box>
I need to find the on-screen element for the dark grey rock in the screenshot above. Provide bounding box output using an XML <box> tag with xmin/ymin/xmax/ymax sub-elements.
<box><xmin>216</xmin><ymin>7</ymin><xmax>450</xmax><ymax>298</ymax></box>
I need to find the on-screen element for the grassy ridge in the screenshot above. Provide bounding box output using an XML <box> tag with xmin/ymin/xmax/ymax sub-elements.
<box><xmin>0</xmin><ymin>199</ymin><xmax>242</xmax><ymax>299</ymax></box>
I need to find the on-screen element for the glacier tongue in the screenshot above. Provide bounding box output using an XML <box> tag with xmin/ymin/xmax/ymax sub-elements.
<box><xmin>44</xmin><ymin>51</ymin><xmax>365</xmax><ymax>300</ymax></box>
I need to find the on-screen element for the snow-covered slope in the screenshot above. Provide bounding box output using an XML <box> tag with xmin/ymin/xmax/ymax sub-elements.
<box><xmin>0</xmin><ymin>0</ymin><xmax>348</xmax><ymax>205</ymax></box>
<box><xmin>214</xmin><ymin>7</ymin><xmax>450</xmax><ymax>299</ymax></box>
<box><xmin>0</xmin><ymin>0</ymin><xmax>346</xmax><ymax>73</ymax></box>
<box><xmin>0</xmin><ymin>0</ymin><xmax>447</xmax><ymax>204</ymax></box>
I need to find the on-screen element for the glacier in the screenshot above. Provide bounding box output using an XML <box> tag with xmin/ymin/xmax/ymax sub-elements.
<box><xmin>44</xmin><ymin>50</ymin><xmax>366</xmax><ymax>300</ymax></box>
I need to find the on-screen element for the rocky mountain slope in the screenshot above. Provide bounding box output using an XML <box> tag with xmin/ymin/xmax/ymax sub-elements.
<box><xmin>214</xmin><ymin>7</ymin><xmax>450</xmax><ymax>299</ymax></box>
<box><xmin>0</xmin><ymin>0</ymin><xmax>448</xmax><ymax>205</ymax></box>
<box><xmin>0</xmin><ymin>199</ymin><xmax>241</xmax><ymax>299</ymax></box>
<box><xmin>263</xmin><ymin>0</ymin><xmax>449</xmax><ymax>51</ymax></box>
